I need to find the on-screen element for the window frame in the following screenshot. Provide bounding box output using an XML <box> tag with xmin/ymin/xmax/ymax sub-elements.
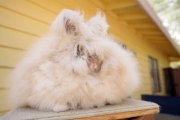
<box><xmin>148</xmin><ymin>56</ymin><xmax>161</xmax><ymax>94</ymax></box>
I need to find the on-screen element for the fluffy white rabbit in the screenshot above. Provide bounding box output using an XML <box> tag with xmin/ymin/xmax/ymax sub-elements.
<box><xmin>10</xmin><ymin>9</ymin><xmax>140</xmax><ymax>112</ymax></box>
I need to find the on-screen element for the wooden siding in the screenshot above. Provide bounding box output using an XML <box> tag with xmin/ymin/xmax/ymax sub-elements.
<box><xmin>0</xmin><ymin>0</ymin><xmax>170</xmax><ymax>114</ymax></box>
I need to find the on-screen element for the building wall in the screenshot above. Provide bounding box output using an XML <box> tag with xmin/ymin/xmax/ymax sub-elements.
<box><xmin>0</xmin><ymin>0</ymin><xmax>169</xmax><ymax>114</ymax></box>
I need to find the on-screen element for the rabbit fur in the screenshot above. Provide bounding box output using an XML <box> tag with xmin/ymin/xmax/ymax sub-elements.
<box><xmin>10</xmin><ymin>9</ymin><xmax>140</xmax><ymax>112</ymax></box>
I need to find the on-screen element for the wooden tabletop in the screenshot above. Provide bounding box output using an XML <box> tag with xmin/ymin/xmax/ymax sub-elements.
<box><xmin>76</xmin><ymin>108</ymin><xmax>159</xmax><ymax>120</ymax></box>
<box><xmin>1</xmin><ymin>99</ymin><xmax>159</xmax><ymax>120</ymax></box>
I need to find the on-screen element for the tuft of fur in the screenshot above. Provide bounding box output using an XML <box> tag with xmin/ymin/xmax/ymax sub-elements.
<box><xmin>10</xmin><ymin>9</ymin><xmax>140</xmax><ymax>112</ymax></box>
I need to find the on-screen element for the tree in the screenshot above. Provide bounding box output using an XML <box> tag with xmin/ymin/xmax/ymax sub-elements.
<box><xmin>148</xmin><ymin>0</ymin><xmax>180</xmax><ymax>44</ymax></box>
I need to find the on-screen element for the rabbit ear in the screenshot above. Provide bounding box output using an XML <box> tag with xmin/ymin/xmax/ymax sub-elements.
<box><xmin>50</xmin><ymin>9</ymin><xmax>84</xmax><ymax>36</ymax></box>
<box><xmin>87</xmin><ymin>12</ymin><xmax>109</xmax><ymax>35</ymax></box>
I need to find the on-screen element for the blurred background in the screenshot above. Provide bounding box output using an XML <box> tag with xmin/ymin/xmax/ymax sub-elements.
<box><xmin>0</xmin><ymin>0</ymin><xmax>179</xmax><ymax>118</ymax></box>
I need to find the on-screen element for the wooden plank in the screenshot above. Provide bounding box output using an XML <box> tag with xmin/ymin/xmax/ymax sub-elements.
<box><xmin>29</xmin><ymin>0</ymin><xmax>64</xmax><ymax>14</ymax></box>
<box><xmin>106</xmin><ymin>0</ymin><xmax>137</xmax><ymax>10</ymax></box>
<box><xmin>97</xmin><ymin>0</ymin><xmax>114</xmax><ymax>4</ymax></box>
<box><xmin>169</xmin><ymin>57</ymin><xmax>180</xmax><ymax>61</ymax></box>
<box><xmin>141</xmin><ymin>32</ymin><xmax>163</xmax><ymax>36</ymax></box>
<box><xmin>0</xmin><ymin>47</ymin><xmax>24</xmax><ymax>67</ymax></box>
<box><xmin>75</xmin><ymin>108</ymin><xmax>159</xmax><ymax>120</ymax></box>
<box><xmin>0</xmin><ymin>27</ymin><xmax>37</xmax><ymax>50</ymax></box>
<box><xmin>149</xmin><ymin>41</ymin><xmax>168</xmax><ymax>44</ymax></box>
<box><xmin>91</xmin><ymin>0</ymin><xmax>120</xmax><ymax>21</ymax></box>
<box><xmin>0</xmin><ymin>7</ymin><xmax>48</xmax><ymax>36</ymax></box>
<box><xmin>144</xmin><ymin>36</ymin><xmax>166</xmax><ymax>40</ymax></box>
<box><xmin>132</xmin><ymin>114</ymin><xmax>155</xmax><ymax>120</ymax></box>
<box><xmin>137</xmin><ymin>29</ymin><xmax>162</xmax><ymax>34</ymax></box>
<box><xmin>30</xmin><ymin>0</ymin><xmax>99</xmax><ymax>20</ymax></box>
<box><xmin>135</xmin><ymin>28</ymin><xmax>159</xmax><ymax>31</ymax></box>
<box><xmin>127</xmin><ymin>19</ymin><xmax>154</xmax><ymax>25</ymax></box>
<box><xmin>130</xmin><ymin>23</ymin><xmax>157</xmax><ymax>29</ymax></box>
<box><xmin>57</xmin><ymin>0</ymin><xmax>100</xmax><ymax>19</ymax></box>
<box><xmin>135</xmin><ymin>90</ymin><xmax>152</xmax><ymax>96</ymax></box>
<box><xmin>141</xmin><ymin>86</ymin><xmax>152</xmax><ymax>93</ymax></box>
<box><xmin>142</xmin><ymin>33</ymin><xmax>163</xmax><ymax>37</ymax></box>
<box><xmin>90</xmin><ymin>0</ymin><xmax>105</xmax><ymax>9</ymax></box>
<box><xmin>0</xmin><ymin>89</ymin><xmax>11</xmax><ymax>112</ymax></box>
<box><xmin>139</xmin><ymin>31</ymin><xmax>164</xmax><ymax>37</ymax></box>
<box><xmin>0</xmin><ymin>0</ymin><xmax>56</xmax><ymax>24</ymax></box>
<box><xmin>0</xmin><ymin>68</ymin><xmax>12</xmax><ymax>89</ymax></box>
<box><xmin>115</xmin><ymin>6</ymin><xmax>142</xmax><ymax>15</ymax></box>
<box><xmin>118</xmin><ymin>13</ymin><xmax>148</xmax><ymax>20</ymax></box>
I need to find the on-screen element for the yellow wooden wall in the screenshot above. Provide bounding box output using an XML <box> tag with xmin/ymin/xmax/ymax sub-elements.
<box><xmin>0</xmin><ymin>0</ymin><xmax>169</xmax><ymax>114</ymax></box>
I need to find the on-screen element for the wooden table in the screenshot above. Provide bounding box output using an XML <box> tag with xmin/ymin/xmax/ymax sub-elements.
<box><xmin>0</xmin><ymin>99</ymin><xmax>159</xmax><ymax>120</ymax></box>
<box><xmin>76</xmin><ymin>108</ymin><xmax>159</xmax><ymax>120</ymax></box>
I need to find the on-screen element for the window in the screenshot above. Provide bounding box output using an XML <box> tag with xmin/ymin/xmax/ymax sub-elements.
<box><xmin>148</xmin><ymin>56</ymin><xmax>161</xmax><ymax>93</ymax></box>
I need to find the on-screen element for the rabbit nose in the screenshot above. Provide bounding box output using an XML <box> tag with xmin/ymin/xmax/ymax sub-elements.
<box><xmin>77</xmin><ymin>44</ymin><xmax>85</xmax><ymax>57</ymax></box>
<box><xmin>87</xmin><ymin>54</ymin><xmax>103</xmax><ymax>73</ymax></box>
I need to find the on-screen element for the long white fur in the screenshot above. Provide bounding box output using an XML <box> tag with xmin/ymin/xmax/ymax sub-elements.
<box><xmin>10</xmin><ymin>9</ymin><xmax>140</xmax><ymax>112</ymax></box>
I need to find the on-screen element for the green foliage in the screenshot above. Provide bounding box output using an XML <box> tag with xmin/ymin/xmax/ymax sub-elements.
<box><xmin>148</xmin><ymin>0</ymin><xmax>180</xmax><ymax>44</ymax></box>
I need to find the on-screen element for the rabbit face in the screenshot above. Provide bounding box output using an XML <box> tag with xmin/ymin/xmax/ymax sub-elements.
<box><xmin>50</xmin><ymin>10</ymin><xmax>110</xmax><ymax>75</ymax></box>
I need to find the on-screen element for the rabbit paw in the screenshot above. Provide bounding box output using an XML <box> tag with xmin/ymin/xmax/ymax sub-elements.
<box><xmin>53</xmin><ymin>104</ymin><xmax>69</xmax><ymax>112</ymax></box>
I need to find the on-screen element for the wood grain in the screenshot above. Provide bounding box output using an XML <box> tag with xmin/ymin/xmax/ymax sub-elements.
<box><xmin>75</xmin><ymin>108</ymin><xmax>159</xmax><ymax>120</ymax></box>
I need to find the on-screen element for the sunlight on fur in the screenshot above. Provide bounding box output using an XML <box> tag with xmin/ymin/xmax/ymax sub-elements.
<box><xmin>9</xmin><ymin>9</ymin><xmax>141</xmax><ymax>112</ymax></box>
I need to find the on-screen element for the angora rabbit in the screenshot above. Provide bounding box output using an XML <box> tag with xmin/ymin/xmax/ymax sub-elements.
<box><xmin>10</xmin><ymin>9</ymin><xmax>140</xmax><ymax>112</ymax></box>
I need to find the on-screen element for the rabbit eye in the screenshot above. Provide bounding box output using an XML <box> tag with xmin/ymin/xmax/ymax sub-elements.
<box><xmin>76</xmin><ymin>45</ymin><xmax>85</xmax><ymax>57</ymax></box>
